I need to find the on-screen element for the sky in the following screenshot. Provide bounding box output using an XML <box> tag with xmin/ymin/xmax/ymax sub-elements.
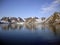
<box><xmin>0</xmin><ymin>0</ymin><xmax>60</xmax><ymax>19</ymax></box>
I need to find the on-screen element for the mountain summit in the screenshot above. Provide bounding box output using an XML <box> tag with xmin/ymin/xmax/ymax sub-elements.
<box><xmin>45</xmin><ymin>12</ymin><xmax>60</xmax><ymax>24</ymax></box>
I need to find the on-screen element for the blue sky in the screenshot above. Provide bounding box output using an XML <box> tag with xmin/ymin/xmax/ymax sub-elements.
<box><xmin>0</xmin><ymin>0</ymin><xmax>60</xmax><ymax>19</ymax></box>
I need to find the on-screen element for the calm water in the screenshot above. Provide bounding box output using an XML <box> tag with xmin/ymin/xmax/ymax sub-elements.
<box><xmin>0</xmin><ymin>24</ymin><xmax>60</xmax><ymax>45</ymax></box>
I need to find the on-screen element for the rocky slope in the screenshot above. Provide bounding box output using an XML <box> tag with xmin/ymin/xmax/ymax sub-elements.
<box><xmin>45</xmin><ymin>12</ymin><xmax>60</xmax><ymax>24</ymax></box>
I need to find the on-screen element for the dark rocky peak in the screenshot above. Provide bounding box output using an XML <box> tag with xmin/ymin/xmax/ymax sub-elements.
<box><xmin>1</xmin><ymin>17</ymin><xmax>9</xmax><ymax>20</ymax></box>
<box><xmin>10</xmin><ymin>17</ymin><xmax>17</xmax><ymax>21</ymax></box>
<box><xmin>18</xmin><ymin>17</ymin><xmax>24</xmax><ymax>22</ymax></box>
<box><xmin>41</xmin><ymin>17</ymin><xmax>46</xmax><ymax>21</ymax></box>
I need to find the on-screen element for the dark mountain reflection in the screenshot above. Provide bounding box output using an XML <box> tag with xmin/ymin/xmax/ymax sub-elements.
<box><xmin>0</xmin><ymin>24</ymin><xmax>23</xmax><ymax>30</ymax></box>
<box><xmin>0</xmin><ymin>24</ymin><xmax>60</xmax><ymax>35</ymax></box>
<box><xmin>0</xmin><ymin>24</ymin><xmax>10</xmax><ymax>30</ymax></box>
<box><xmin>24</xmin><ymin>24</ymin><xmax>38</xmax><ymax>31</ymax></box>
<box><xmin>46</xmin><ymin>24</ymin><xmax>60</xmax><ymax>36</ymax></box>
<box><xmin>10</xmin><ymin>24</ymin><xmax>17</xmax><ymax>30</ymax></box>
<box><xmin>48</xmin><ymin>24</ymin><xmax>56</xmax><ymax>35</ymax></box>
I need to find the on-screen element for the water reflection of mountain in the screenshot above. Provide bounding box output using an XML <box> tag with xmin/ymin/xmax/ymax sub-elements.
<box><xmin>0</xmin><ymin>24</ymin><xmax>60</xmax><ymax>35</ymax></box>
<box><xmin>24</xmin><ymin>24</ymin><xmax>38</xmax><ymax>31</ymax></box>
<box><xmin>46</xmin><ymin>24</ymin><xmax>60</xmax><ymax>36</ymax></box>
<box><xmin>0</xmin><ymin>24</ymin><xmax>10</xmax><ymax>30</ymax></box>
<box><xmin>0</xmin><ymin>24</ymin><xmax>23</xmax><ymax>30</ymax></box>
<box><xmin>36</xmin><ymin>24</ymin><xmax>46</xmax><ymax>30</ymax></box>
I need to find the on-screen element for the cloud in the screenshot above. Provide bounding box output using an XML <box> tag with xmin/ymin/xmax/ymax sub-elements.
<box><xmin>40</xmin><ymin>0</ymin><xmax>60</xmax><ymax>13</ymax></box>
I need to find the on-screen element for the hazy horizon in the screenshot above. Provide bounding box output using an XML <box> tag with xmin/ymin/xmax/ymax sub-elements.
<box><xmin>0</xmin><ymin>0</ymin><xmax>60</xmax><ymax>19</ymax></box>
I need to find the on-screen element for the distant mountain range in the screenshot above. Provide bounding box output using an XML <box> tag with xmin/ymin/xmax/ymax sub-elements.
<box><xmin>0</xmin><ymin>12</ymin><xmax>60</xmax><ymax>24</ymax></box>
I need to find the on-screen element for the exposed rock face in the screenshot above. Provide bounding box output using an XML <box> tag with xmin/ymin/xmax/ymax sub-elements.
<box><xmin>10</xmin><ymin>17</ymin><xmax>24</xmax><ymax>23</ymax></box>
<box><xmin>17</xmin><ymin>17</ymin><xmax>24</xmax><ymax>22</ymax></box>
<box><xmin>0</xmin><ymin>17</ymin><xmax>24</xmax><ymax>24</ymax></box>
<box><xmin>35</xmin><ymin>17</ymin><xmax>46</xmax><ymax>24</ymax></box>
<box><xmin>33</xmin><ymin>17</ymin><xmax>39</xmax><ymax>19</ymax></box>
<box><xmin>1</xmin><ymin>17</ymin><xmax>9</xmax><ymax>21</ymax></box>
<box><xmin>45</xmin><ymin>12</ymin><xmax>60</xmax><ymax>24</ymax></box>
<box><xmin>24</xmin><ymin>17</ymin><xmax>37</xmax><ymax>24</ymax></box>
<box><xmin>41</xmin><ymin>17</ymin><xmax>46</xmax><ymax>21</ymax></box>
<box><xmin>0</xmin><ymin>17</ymin><xmax>11</xmax><ymax>23</ymax></box>
<box><xmin>10</xmin><ymin>17</ymin><xmax>17</xmax><ymax>23</ymax></box>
